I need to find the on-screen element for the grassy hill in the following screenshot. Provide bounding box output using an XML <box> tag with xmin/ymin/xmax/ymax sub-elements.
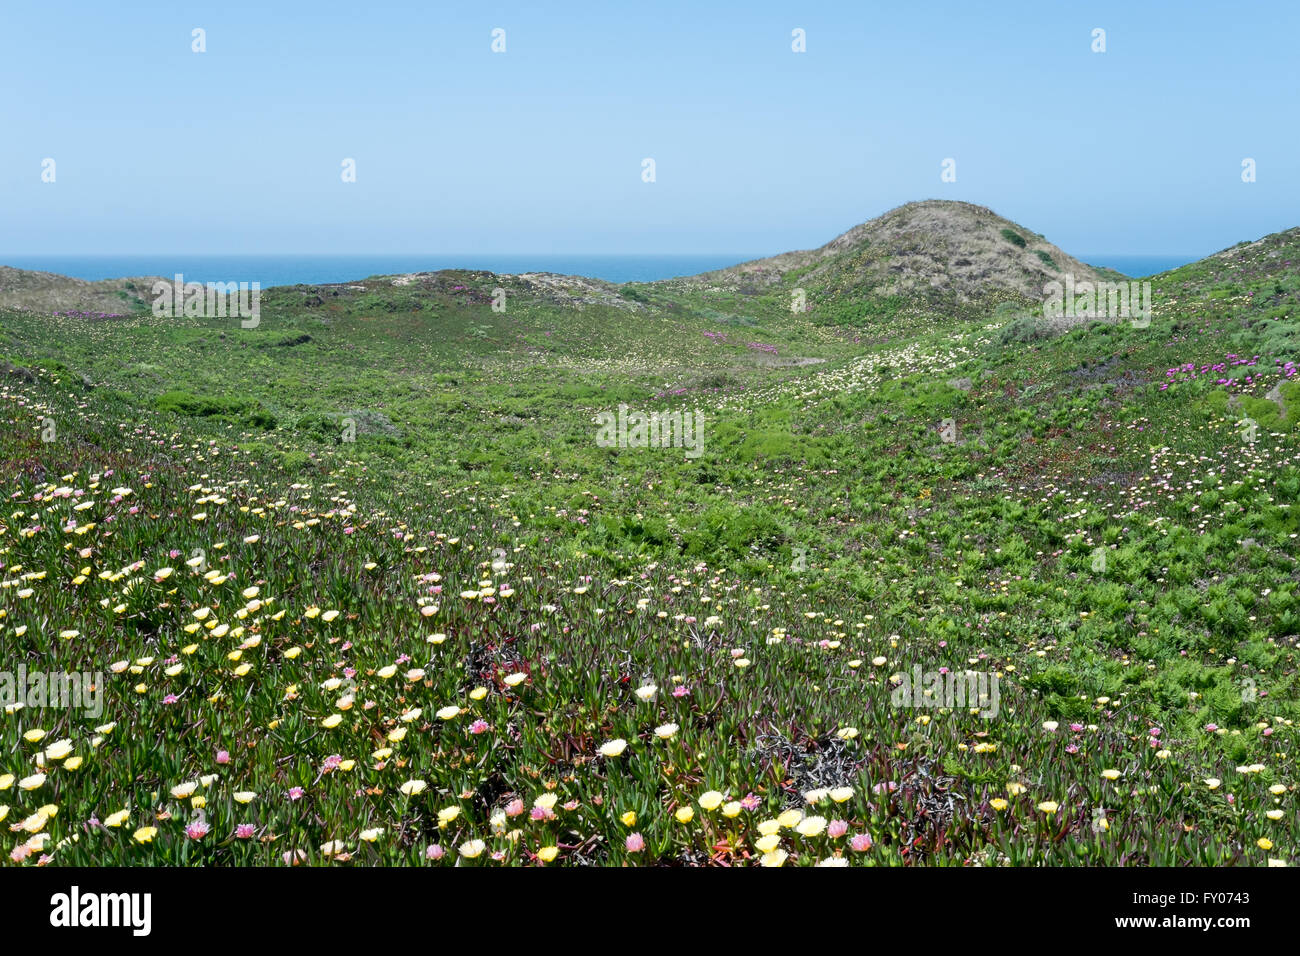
<box><xmin>1</xmin><ymin>201</ymin><xmax>1297</xmax><ymax>867</ymax></box>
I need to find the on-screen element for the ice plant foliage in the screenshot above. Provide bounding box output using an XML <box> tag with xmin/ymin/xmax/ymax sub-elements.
<box><xmin>0</xmin><ymin>206</ymin><xmax>1297</xmax><ymax>866</ymax></box>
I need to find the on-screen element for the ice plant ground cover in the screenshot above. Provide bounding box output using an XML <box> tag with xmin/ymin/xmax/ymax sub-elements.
<box><xmin>1</xmin><ymin>205</ymin><xmax>1299</xmax><ymax>867</ymax></box>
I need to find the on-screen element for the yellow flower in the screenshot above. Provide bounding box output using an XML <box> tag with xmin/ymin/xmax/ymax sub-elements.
<box><xmin>44</xmin><ymin>739</ymin><xmax>73</xmax><ymax>760</ymax></box>
<box><xmin>620</xmin><ymin>811</ymin><xmax>637</xmax><ymax>827</ymax></box>
<box><xmin>674</xmin><ymin>806</ymin><xmax>694</xmax><ymax>824</ymax></box>
<box><xmin>755</xmin><ymin>834</ymin><xmax>781</xmax><ymax>853</ymax></box>
<box><xmin>321</xmin><ymin>714</ymin><xmax>343</xmax><ymax>728</ymax></box>
<box><xmin>989</xmin><ymin>798</ymin><xmax>1008</xmax><ymax>811</ymax></box>
<box><xmin>18</xmin><ymin>773</ymin><xmax>45</xmax><ymax>791</ymax></box>
<box><xmin>1258</xmin><ymin>838</ymin><xmax>1274</xmax><ymax>851</ymax></box>
<box><xmin>1037</xmin><ymin>801</ymin><xmax>1060</xmax><ymax>815</ymax></box>
<box><xmin>796</xmin><ymin>815</ymin><xmax>827</xmax><ymax>837</ymax></box>
<box><xmin>132</xmin><ymin>826</ymin><xmax>158</xmax><ymax>843</ymax></box>
<box><xmin>777</xmin><ymin>809</ymin><xmax>803</xmax><ymax>828</ymax></box>
<box><xmin>1205</xmin><ymin>778</ymin><xmax>1221</xmax><ymax>790</ymax></box>
<box><xmin>698</xmin><ymin>790</ymin><xmax>724</xmax><ymax>811</ymax></box>
<box><xmin>436</xmin><ymin>705</ymin><xmax>460</xmax><ymax>720</ymax></box>
<box><xmin>1100</xmin><ymin>769</ymin><xmax>1121</xmax><ymax>781</ymax></box>
<box><xmin>537</xmin><ymin>846</ymin><xmax>559</xmax><ymax>863</ymax></box>
<box><xmin>170</xmin><ymin>781</ymin><xmax>198</xmax><ymax>799</ymax></box>
<box><xmin>400</xmin><ymin>779</ymin><xmax>428</xmax><ymax>796</ymax></box>
<box><xmin>360</xmin><ymin>827</ymin><xmax>384</xmax><ymax>842</ymax></box>
<box><xmin>760</xmin><ymin>849</ymin><xmax>789</xmax><ymax>867</ymax></box>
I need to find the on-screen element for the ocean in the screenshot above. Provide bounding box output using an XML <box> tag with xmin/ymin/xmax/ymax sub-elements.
<box><xmin>1078</xmin><ymin>255</ymin><xmax>1199</xmax><ymax>277</ymax></box>
<box><xmin>0</xmin><ymin>252</ymin><xmax>1201</xmax><ymax>288</ymax></box>
<box><xmin>0</xmin><ymin>254</ymin><xmax>761</xmax><ymax>288</ymax></box>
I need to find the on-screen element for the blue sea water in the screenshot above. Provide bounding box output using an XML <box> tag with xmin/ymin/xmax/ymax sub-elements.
<box><xmin>2</xmin><ymin>252</ymin><xmax>1203</xmax><ymax>287</ymax></box>
<box><xmin>0</xmin><ymin>254</ymin><xmax>760</xmax><ymax>288</ymax></box>
<box><xmin>1077</xmin><ymin>254</ymin><xmax>1199</xmax><ymax>276</ymax></box>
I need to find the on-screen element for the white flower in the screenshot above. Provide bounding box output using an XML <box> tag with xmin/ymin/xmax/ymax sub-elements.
<box><xmin>598</xmin><ymin>739</ymin><xmax>627</xmax><ymax>757</ymax></box>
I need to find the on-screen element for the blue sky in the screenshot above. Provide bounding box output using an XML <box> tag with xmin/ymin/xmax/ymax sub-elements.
<box><xmin>3</xmin><ymin>0</ymin><xmax>1297</xmax><ymax>257</ymax></box>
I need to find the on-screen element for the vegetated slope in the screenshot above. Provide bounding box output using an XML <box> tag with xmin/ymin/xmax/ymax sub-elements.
<box><xmin>0</xmin><ymin>266</ymin><xmax>159</xmax><ymax>315</ymax></box>
<box><xmin>0</xmin><ymin>216</ymin><xmax>1297</xmax><ymax>867</ymax></box>
<box><xmin>661</xmin><ymin>200</ymin><xmax>1110</xmax><ymax>321</ymax></box>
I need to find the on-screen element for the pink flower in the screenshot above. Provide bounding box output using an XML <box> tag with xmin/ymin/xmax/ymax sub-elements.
<box><xmin>426</xmin><ymin>844</ymin><xmax>445</xmax><ymax>860</ymax></box>
<box><xmin>186</xmin><ymin>821</ymin><xmax>211</xmax><ymax>840</ymax></box>
<box><xmin>672</xmin><ymin>686</ymin><xmax>690</xmax><ymax>698</ymax></box>
<box><xmin>235</xmin><ymin>824</ymin><xmax>255</xmax><ymax>839</ymax></box>
<box><xmin>828</xmin><ymin>819</ymin><xmax>849</xmax><ymax>838</ymax></box>
<box><xmin>470</xmin><ymin>719</ymin><xmax>489</xmax><ymax>734</ymax></box>
<box><xmin>215</xmin><ymin>750</ymin><xmax>230</xmax><ymax>764</ymax></box>
<box><xmin>288</xmin><ymin>787</ymin><xmax>305</xmax><ymax>801</ymax></box>
<box><xmin>504</xmin><ymin>799</ymin><xmax>525</xmax><ymax>817</ymax></box>
<box><xmin>850</xmin><ymin>833</ymin><xmax>873</xmax><ymax>852</ymax></box>
<box><xmin>625</xmin><ymin>833</ymin><xmax>645</xmax><ymax>853</ymax></box>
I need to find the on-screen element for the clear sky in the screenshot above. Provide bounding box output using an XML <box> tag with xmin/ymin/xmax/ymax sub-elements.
<box><xmin>3</xmin><ymin>0</ymin><xmax>1297</xmax><ymax>257</ymax></box>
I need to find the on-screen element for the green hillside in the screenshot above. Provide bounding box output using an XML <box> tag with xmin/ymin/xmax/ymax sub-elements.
<box><xmin>1</xmin><ymin>201</ymin><xmax>1297</xmax><ymax>866</ymax></box>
